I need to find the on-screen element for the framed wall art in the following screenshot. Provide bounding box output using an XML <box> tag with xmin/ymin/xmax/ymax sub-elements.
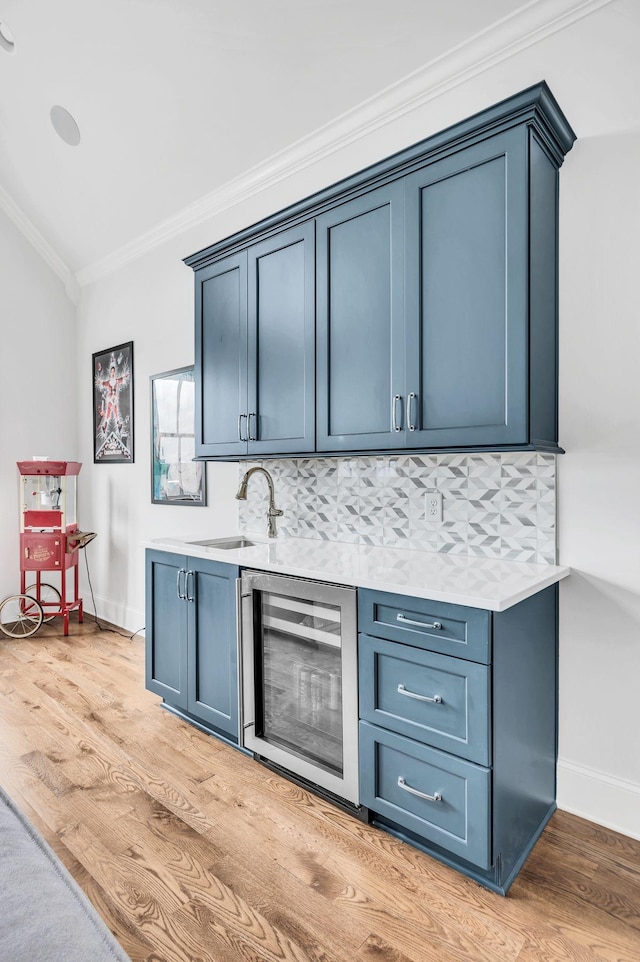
<box><xmin>150</xmin><ymin>366</ymin><xmax>206</xmax><ymax>506</ymax></box>
<box><xmin>93</xmin><ymin>341</ymin><xmax>134</xmax><ymax>463</ymax></box>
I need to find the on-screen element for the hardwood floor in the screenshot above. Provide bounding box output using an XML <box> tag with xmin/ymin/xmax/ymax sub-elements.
<box><xmin>1</xmin><ymin>619</ymin><xmax>639</xmax><ymax>962</ymax></box>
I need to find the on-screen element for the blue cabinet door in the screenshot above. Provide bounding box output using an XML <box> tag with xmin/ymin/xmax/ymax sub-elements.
<box><xmin>404</xmin><ymin>128</ymin><xmax>528</xmax><ymax>449</ymax></box>
<box><xmin>146</xmin><ymin>551</ymin><xmax>240</xmax><ymax>742</ymax></box>
<box><xmin>247</xmin><ymin>222</ymin><xmax>315</xmax><ymax>455</ymax></box>
<box><xmin>187</xmin><ymin>557</ymin><xmax>239</xmax><ymax>739</ymax></box>
<box><xmin>195</xmin><ymin>252</ymin><xmax>248</xmax><ymax>457</ymax></box>
<box><xmin>145</xmin><ymin>550</ymin><xmax>188</xmax><ymax>710</ymax></box>
<box><xmin>316</xmin><ymin>183</ymin><xmax>406</xmax><ymax>452</ymax></box>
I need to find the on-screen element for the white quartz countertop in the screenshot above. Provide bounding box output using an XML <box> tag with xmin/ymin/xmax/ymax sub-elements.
<box><xmin>146</xmin><ymin>534</ymin><xmax>570</xmax><ymax>612</ymax></box>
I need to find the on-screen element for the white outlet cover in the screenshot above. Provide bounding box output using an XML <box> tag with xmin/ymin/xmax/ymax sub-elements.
<box><xmin>425</xmin><ymin>491</ymin><xmax>443</xmax><ymax>523</ymax></box>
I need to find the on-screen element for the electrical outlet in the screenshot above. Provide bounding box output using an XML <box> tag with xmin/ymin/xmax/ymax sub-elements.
<box><xmin>424</xmin><ymin>491</ymin><xmax>443</xmax><ymax>523</ymax></box>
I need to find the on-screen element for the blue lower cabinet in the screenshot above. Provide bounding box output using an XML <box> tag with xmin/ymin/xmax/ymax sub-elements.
<box><xmin>358</xmin><ymin>584</ymin><xmax>559</xmax><ymax>894</ymax></box>
<box><xmin>360</xmin><ymin>721</ymin><xmax>491</xmax><ymax>870</ymax></box>
<box><xmin>145</xmin><ymin>549</ymin><xmax>240</xmax><ymax>743</ymax></box>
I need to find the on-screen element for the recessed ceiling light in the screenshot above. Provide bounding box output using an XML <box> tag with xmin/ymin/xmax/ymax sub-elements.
<box><xmin>50</xmin><ymin>105</ymin><xmax>81</xmax><ymax>147</ymax></box>
<box><xmin>0</xmin><ymin>19</ymin><xmax>16</xmax><ymax>52</ymax></box>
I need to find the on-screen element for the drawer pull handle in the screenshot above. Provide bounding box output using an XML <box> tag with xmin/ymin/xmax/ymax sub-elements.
<box><xmin>396</xmin><ymin>613</ymin><xmax>442</xmax><ymax>630</ymax></box>
<box><xmin>398</xmin><ymin>776</ymin><xmax>442</xmax><ymax>803</ymax></box>
<box><xmin>397</xmin><ymin>684</ymin><xmax>442</xmax><ymax>705</ymax></box>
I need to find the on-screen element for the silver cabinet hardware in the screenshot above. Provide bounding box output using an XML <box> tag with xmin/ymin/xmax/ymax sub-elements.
<box><xmin>398</xmin><ymin>776</ymin><xmax>442</xmax><ymax>803</ymax></box>
<box><xmin>248</xmin><ymin>412</ymin><xmax>257</xmax><ymax>441</ymax></box>
<box><xmin>186</xmin><ymin>569</ymin><xmax>195</xmax><ymax>603</ymax></box>
<box><xmin>238</xmin><ymin>413</ymin><xmax>248</xmax><ymax>442</ymax></box>
<box><xmin>396</xmin><ymin>613</ymin><xmax>442</xmax><ymax>630</ymax></box>
<box><xmin>176</xmin><ymin>568</ymin><xmax>187</xmax><ymax>600</ymax></box>
<box><xmin>397</xmin><ymin>683</ymin><xmax>442</xmax><ymax>704</ymax></box>
<box><xmin>392</xmin><ymin>394</ymin><xmax>402</xmax><ymax>432</ymax></box>
<box><xmin>407</xmin><ymin>392</ymin><xmax>417</xmax><ymax>431</ymax></box>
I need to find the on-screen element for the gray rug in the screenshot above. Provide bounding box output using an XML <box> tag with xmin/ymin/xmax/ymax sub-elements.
<box><xmin>0</xmin><ymin>785</ymin><xmax>131</xmax><ymax>962</ymax></box>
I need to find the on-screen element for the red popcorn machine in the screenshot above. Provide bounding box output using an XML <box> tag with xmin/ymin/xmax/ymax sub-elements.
<box><xmin>0</xmin><ymin>461</ymin><xmax>96</xmax><ymax>638</ymax></box>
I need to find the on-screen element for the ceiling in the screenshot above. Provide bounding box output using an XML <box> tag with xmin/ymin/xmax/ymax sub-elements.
<box><xmin>0</xmin><ymin>0</ymin><xmax>628</xmax><ymax>290</ymax></box>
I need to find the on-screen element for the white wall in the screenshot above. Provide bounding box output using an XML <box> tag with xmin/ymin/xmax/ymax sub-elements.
<box><xmin>67</xmin><ymin>4</ymin><xmax>640</xmax><ymax>840</ymax></box>
<box><xmin>0</xmin><ymin>210</ymin><xmax>78</xmax><ymax>601</ymax></box>
<box><xmin>556</xmin><ymin>129</ymin><xmax>640</xmax><ymax>836</ymax></box>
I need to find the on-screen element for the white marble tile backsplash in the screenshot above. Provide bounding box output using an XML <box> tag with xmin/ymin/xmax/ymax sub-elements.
<box><xmin>238</xmin><ymin>452</ymin><xmax>557</xmax><ymax>564</ymax></box>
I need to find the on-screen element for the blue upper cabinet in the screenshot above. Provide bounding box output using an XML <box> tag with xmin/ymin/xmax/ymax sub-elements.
<box><xmin>195</xmin><ymin>252</ymin><xmax>248</xmax><ymax>458</ymax></box>
<box><xmin>316</xmin><ymin>184</ymin><xmax>405</xmax><ymax>452</ymax></box>
<box><xmin>194</xmin><ymin>223</ymin><xmax>315</xmax><ymax>458</ymax></box>
<box><xmin>404</xmin><ymin>128</ymin><xmax>529</xmax><ymax>449</ymax></box>
<box><xmin>247</xmin><ymin>223</ymin><xmax>315</xmax><ymax>455</ymax></box>
<box><xmin>187</xmin><ymin>83</ymin><xmax>575</xmax><ymax>459</ymax></box>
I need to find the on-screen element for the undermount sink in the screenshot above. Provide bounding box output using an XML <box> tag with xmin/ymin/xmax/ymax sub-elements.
<box><xmin>190</xmin><ymin>536</ymin><xmax>258</xmax><ymax>550</ymax></box>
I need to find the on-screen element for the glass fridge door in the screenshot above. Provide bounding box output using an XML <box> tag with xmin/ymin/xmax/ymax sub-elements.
<box><xmin>258</xmin><ymin>589</ymin><xmax>344</xmax><ymax>776</ymax></box>
<box><xmin>241</xmin><ymin>571</ymin><xmax>359</xmax><ymax>805</ymax></box>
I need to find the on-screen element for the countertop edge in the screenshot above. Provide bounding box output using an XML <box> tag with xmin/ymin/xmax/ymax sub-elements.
<box><xmin>143</xmin><ymin>536</ymin><xmax>570</xmax><ymax>612</ymax></box>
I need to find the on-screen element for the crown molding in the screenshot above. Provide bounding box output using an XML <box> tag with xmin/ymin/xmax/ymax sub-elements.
<box><xmin>77</xmin><ymin>0</ymin><xmax>612</xmax><ymax>288</ymax></box>
<box><xmin>20</xmin><ymin>0</ymin><xmax>613</xmax><ymax>291</ymax></box>
<box><xmin>0</xmin><ymin>183</ymin><xmax>80</xmax><ymax>303</ymax></box>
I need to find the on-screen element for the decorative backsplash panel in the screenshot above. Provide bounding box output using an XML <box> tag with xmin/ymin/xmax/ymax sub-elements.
<box><xmin>238</xmin><ymin>453</ymin><xmax>557</xmax><ymax>565</ymax></box>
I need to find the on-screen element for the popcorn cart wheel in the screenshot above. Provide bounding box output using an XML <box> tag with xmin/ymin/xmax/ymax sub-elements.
<box><xmin>24</xmin><ymin>582</ymin><xmax>62</xmax><ymax>623</ymax></box>
<box><xmin>0</xmin><ymin>594</ymin><xmax>44</xmax><ymax>638</ymax></box>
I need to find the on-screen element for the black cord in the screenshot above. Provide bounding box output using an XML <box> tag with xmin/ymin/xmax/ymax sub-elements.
<box><xmin>83</xmin><ymin>544</ymin><xmax>104</xmax><ymax>631</ymax></box>
<box><xmin>83</xmin><ymin>545</ymin><xmax>144</xmax><ymax>641</ymax></box>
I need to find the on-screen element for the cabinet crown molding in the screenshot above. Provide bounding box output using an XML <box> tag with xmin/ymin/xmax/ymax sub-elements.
<box><xmin>184</xmin><ymin>82</ymin><xmax>575</xmax><ymax>272</ymax></box>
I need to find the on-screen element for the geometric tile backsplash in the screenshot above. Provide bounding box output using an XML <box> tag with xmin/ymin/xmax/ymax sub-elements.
<box><xmin>238</xmin><ymin>452</ymin><xmax>557</xmax><ymax>565</ymax></box>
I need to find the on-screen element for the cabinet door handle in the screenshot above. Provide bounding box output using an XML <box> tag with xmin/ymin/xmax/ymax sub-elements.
<box><xmin>176</xmin><ymin>568</ymin><xmax>187</xmax><ymax>600</ymax></box>
<box><xmin>407</xmin><ymin>392</ymin><xmax>417</xmax><ymax>431</ymax></box>
<box><xmin>396</xmin><ymin>613</ymin><xmax>442</xmax><ymax>630</ymax></box>
<box><xmin>238</xmin><ymin>413</ymin><xmax>248</xmax><ymax>442</ymax></box>
<box><xmin>398</xmin><ymin>776</ymin><xmax>442</xmax><ymax>803</ymax></box>
<box><xmin>392</xmin><ymin>394</ymin><xmax>402</xmax><ymax>432</ymax></box>
<box><xmin>397</xmin><ymin>683</ymin><xmax>442</xmax><ymax>705</ymax></box>
<box><xmin>186</xmin><ymin>570</ymin><xmax>195</xmax><ymax>603</ymax></box>
<box><xmin>248</xmin><ymin>412</ymin><xmax>257</xmax><ymax>442</ymax></box>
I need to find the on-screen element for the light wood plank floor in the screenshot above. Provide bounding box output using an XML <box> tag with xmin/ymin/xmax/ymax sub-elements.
<box><xmin>1</xmin><ymin>619</ymin><xmax>639</xmax><ymax>962</ymax></box>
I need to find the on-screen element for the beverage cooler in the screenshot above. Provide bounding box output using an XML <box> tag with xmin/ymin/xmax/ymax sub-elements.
<box><xmin>239</xmin><ymin>570</ymin><xmax>359</xmax><ymax>807</ymax></box>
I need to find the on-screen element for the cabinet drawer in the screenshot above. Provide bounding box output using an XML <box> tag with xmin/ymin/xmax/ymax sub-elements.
<box><xmin>358</xmin><ymin>589</ymin><xmax>490</xmax><ymax>664</ymax></box>
<box><xmin>359</xmin><ymin>721</ymin><xmax>491</xmax><ymax>869</ymax></box>
<box><xmin>359</xmin><ymin>635</ymin><xmax>490</xmax><ymax>765</ymax></box>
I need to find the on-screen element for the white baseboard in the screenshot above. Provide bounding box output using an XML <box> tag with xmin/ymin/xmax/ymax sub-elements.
<box><xmin>557</xmin><ymin>757</ymin><xmax>640</xmax><ymax>841</ymax></box>
<box><xmin>84</xmin><ymin>593</ymin><xmax>145</xmax><ymax>639</ymax></box>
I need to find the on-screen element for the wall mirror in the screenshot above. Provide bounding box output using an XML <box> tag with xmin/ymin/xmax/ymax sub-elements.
<box><xmin>150</xmin><ymin>366</ymin><xmax>205</xmax><ymax>506</ymax></box>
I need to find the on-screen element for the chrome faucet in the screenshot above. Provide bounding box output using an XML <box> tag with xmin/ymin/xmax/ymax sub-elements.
<box><xmin>235</xmin><ymin>466</ymin><xmax>283</xmax><ymax>538</ymax></box>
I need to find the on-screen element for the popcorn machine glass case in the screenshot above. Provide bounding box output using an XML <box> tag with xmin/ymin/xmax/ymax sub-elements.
<box><xmin>17</xmin><ymin>460</ymin><xmax>85</xmax><ymax>635</ymax></box>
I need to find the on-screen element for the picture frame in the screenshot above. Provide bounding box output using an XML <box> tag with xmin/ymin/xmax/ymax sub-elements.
<box><xmin>150</xmin><ymin>366</ymin><xmax>206</xmax><ymax>506</ymax></box>
<box><xmin>93</xmin><ymin>341</ymin><xmax>134</xmax><ymax>463</ymax></box>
